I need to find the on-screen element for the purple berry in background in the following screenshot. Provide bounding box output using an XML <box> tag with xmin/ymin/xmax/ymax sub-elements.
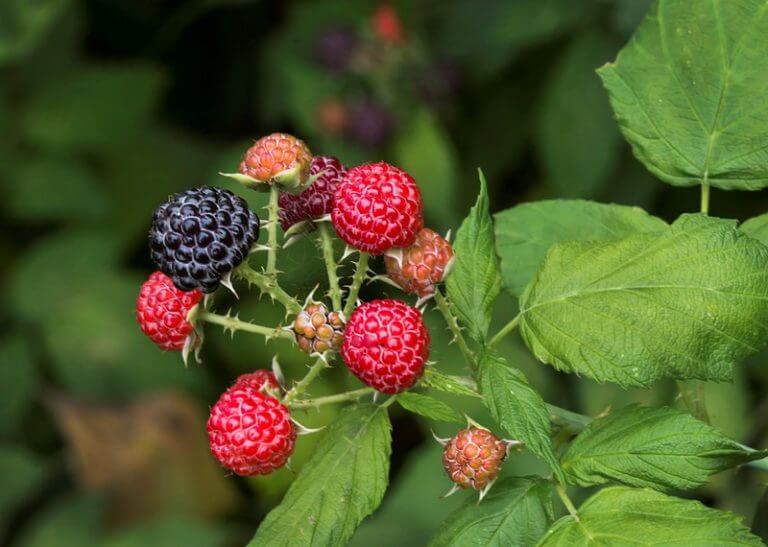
<box><xmin>345</xmin><ymin>100</ymin><xmax>395</xmax><ymax>148</ymax></box>
<box><xmin>314</xmin><ymin>26</ymin><xmax>359</xmax><ymax>72</ymax></box>
<box><xmin>417</xmin><ymin>61</ymin><xmax>462</xmax><ymax>103</ymax></box>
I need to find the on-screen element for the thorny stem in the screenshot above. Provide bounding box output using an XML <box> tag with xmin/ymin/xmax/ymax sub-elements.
<box><xmin>236</xmin><ymin>263</ymin><xmax>301</xmax><ymax>314</ymax></box>
<box><xmin>343</xmin><ymin>252</ymin><xmax>370</xmax><ymax>318</ymax></box>
<box><xmin>488</xmin><ymin>313</ymin><xmax>521</xmax><ymax>347</ymax></box>
<box><xmin>555</xmin><ymin>483</ymin><xmax>579</xmax><ymax>519</ymax></box>
<box><xmin>266</xmin><ymin>185</ymin><xmax>280</xmax><ymax>277</ymax></box>
<box><xmin>197</xmin><ymin>311</ymin><xmax>294</xmax><ymax>341</ymax></box>
<box><xmin>290</xmin><ymin>388</ymin><xmax>375</xmax><ymax>409</ymax></box>
<box><xmin>282</xmin><ymin>357</ymin><xmax>329</xmax><ymax>405</ymax></box>
<box><xmin>317</xmin><ymin>223</ymin><xmax>343</xmax><ymax>311</ymax></box>
<box><xmin>433</xmin><ymin>289</ymin><xmax>476</xmax><ymax>370</ymax></box>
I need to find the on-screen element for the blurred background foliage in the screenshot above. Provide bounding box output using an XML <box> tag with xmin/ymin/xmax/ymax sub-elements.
<box><xmin>1</xmin><ymin>0</ymin><xmax>768</xmax><ymax>545</ymax></box>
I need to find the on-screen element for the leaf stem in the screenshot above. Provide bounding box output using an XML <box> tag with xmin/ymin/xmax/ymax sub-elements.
<box><xmin>433</xmin><ymin>289</ymin><xmax>476</xmax><ymax>369</ymax></box>
<box><xmin>317</xmin><ymin>223</ymin><xmax>343</xmax><ymax>310</ymax></box>
<box><xmin>236</xmin><ymin>263</ymin><xmax>301</xmax><ymax>314</ymax></box>
<box><xmin>555</xmin><ymin>483</ymin><xmax>579</xmax><ymax>519</ymax></box>
<box><xmin>700</xmin><ymin>179</ymin><xmax>710</xmax><ymax>215</ymax></box>
<box><xmin>290</xmin><ymin>387</ymin><xmax>374</xmax><ymax>409</ymax></box>
<box><xmin>343</xmin><ymin>252</ymin><xmax>370</xmax><ymax>318</ymax></box>
<box><xmin>282</xmin><ymin>357</ymin><xmax>329</xmax><ymax>405</ymax></box>
<box><xmin>488</xmin><ymin>313</ymin><xmax>521</xmax><ymax>347</ymax></box>
<box><xmin>266</xmin><ymin>185</ymin><xmax>280</xmax><ymax>277</ymax></box>
<box><xmin>197</xmin><ymin>310</ymin><xmax>294</xmax><ymax>341</ymax></box>
<box><xmin>676</xmin><ymin>380</ymin><xmax>710</xmax><ymax>423</ymax></box>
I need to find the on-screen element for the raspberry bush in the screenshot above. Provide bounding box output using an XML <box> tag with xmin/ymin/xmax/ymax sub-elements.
<box><xmin>131</xmin><ymin>2</ymin><xmax>768</xmax><ymax>544</ymax></box>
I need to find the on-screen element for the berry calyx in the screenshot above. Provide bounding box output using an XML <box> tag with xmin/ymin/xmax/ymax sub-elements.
<box><xmin>332</xmin><ymin>162</ymin><xmax>423</xmax><ymax>255</ymax></box>
<box><xmin>293</xmin><ymin>302</ymin><xmax>345</xmax><ymax>354</ymax></box>
<box><xmin>341</xmin><ymin>299</ymin><xmax>429</xmax><ymax>393</ymax></box>
<box><xmin>385</xmin><ymin>228</ymin><xmax>454</xmax><ymax>297</ymax></box>
<box><xmin>279</xmin><ymin>156</ymin><xmax>347</xmax><ymax>231</ymax></box>
<box><xmin>234</xmin><ymin>370</ymin><xmax>281</xmax><ymax>395</ymax></box>
<box><xmin>136</xmin><ymin>271</ymin><xmax>202</xmax><ymax>351</ymax></box>
<box><xmin>442</xmin><ymin>427</ymin><xmax>507</xmax><ymax>491</ymax></box>
<box><xmin>207</xmin><ymin>381</ymin><xmax>296</xmax><ymax>476</ymax></box>
<box><xmin>148</xmin><ymin>186</ymin><xmax>260</xmax><ymax>293</ymax></box>
<box><xmin>238</xmin><ymin>133</ymin><xmax>313</xmax><ymax>192</ymax></box>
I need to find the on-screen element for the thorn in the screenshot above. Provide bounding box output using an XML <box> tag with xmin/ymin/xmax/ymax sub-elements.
<box><xmin>367</xmin><ymin>274</ymin><xmax>403</xmax><ymax>289</ymax></box>
<box><xmin>303</xmin><ymin>285</ymin><xmax>321</xmax><ymax>308</ymax></box>
<box><xmin>504</xmin><ymin>440</ymin><xmax>524</xmax><ymax>457</ymax></box>
<box><xmin>444</xmin><ymin>229</ymin><xmax>452</xmax><ymax>242</ymax></box>
<box><xmin>464</xmin><ymin>414</ymin><xmax>486</xmax><ymax>430</ymax></box>
<box><xmin>219</xmin><ymin>171</ymin><xmax>260</xmax><ymax>188</ymax></box>
<box><xmin>478</xmin><ymin>479</ymin><xmax>496</xmax><ymax>503</ymax></box>
<box><xmin>415</xmin><ymin>294</ymin><xmax>434</xmax><ymax>309</ymax></box>
<box><xmin>384</xmin><ymin>248</ymin><xmax>403</xmax><ymax>269</ymax></box>
<box><xmin>272</xmin><ymin>357</ymin><xmax>285</xmax><ymax>388</ymax></box>
<box><xmin>443</xmin><ymin>255</ymin><xmax>456</xmax><ymax>280</ymax></box>
<box><xmin>249</xmin><ymin>244</ymin><xmax>272</xmax><ymax>254</ymax></box>
<box><xmin>284</xmin><ymin>220</ymin><xmax>314</xmax><ymax>239</ymax></box>
<box><xmin>340</xmin><ymin>245</ymin><xmax>356</xmax><ymax>262</ymax></box>
<box><xmin>316</xmin><ymin>213</ymin><xmax>332</xmax><ymax>223</ymax></box>
<box><xmin>220</xmin><ymin>271</ymin><xmax>238</xmax><ymax>299</ymax></box>
<box><xmin>431</xmin><ymin>429</ymin><xmax>450</xmax><ymax>446</ymax></box>
<box><xmin>441</xmin><ymin>484</ymin><xmax>460</xmax><ymax>499</ymax></box>
<box><xmin>291</xmin><ymin>417</ymin><xmax>325</xmax><ymax>435</ymax></box>
<box><xmin>373</xmin><ymin>391</ymin><xmax>381</xmax><ymax>404</ymax></box>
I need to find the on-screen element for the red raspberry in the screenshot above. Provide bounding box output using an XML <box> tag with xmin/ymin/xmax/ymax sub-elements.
<box><xmin>385</xmin><ymin>228</ymin><xmax>454</xmax><ymax>297</ymax></box>
<box><xmin>341</xmin><ymin>299</ymin><xmax>429</xmax><ymax>393</ymax></box>
<box><xmin>234</xmin><ymin>370</ymin><xmax>280</xmax><ymax>394</ymax></box>
<box><xmin>207</xmin><ymin>383</ymin><xmax>296</xmax><ymax>476</ymax></box>
<box><xmin>239</xmin><ymin>133</ymin><xmax>312</xmax><ymax>189</ymax></box>
<box><xmin>278</xmin><ymin>156</ymin><xmax>347</xmax><ymax>231</ymax></box>
<box><xmin>372</xmin><ymin>4</ymin><xmax>405</xmax><ymax>44</ymax></box>
<box><xmin>332</xmin><ymin>162</ymin><xmax>423</xmax><ymax>254</ymax></box>
<box><xmin>136</xmin><ymin>271</ymin><xmax>202</xmax><ymax>351</ymax></box>
<box><xmin>442</xmin><ymin>427</ymin><xmax>507</xmax><ymax>490</ymax></box>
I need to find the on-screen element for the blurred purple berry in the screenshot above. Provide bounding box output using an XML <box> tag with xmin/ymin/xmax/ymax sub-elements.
<box><xmin>314</xmin><ymin>26</ymin><xmax>359</xmax><ymax>71</ymax></box>
<box><xmin>345</xmin><ymin>100</ymin><xmax>394</xmax><ymax>148</ymax></box>
<box><xmin>417</xmin><ymin>61</ymin><xmax>462</xmax><ymax>103</ymax></box>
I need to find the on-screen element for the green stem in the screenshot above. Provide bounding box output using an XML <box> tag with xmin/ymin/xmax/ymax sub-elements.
<box><xmin>236</xmin><ymin>263</ymin><xmax>301</xmax><ymax>314</ymax></box>
<box><xmin>197</xmin><ymin>311</ymin><xmax>294</xmax><ymax>341</ymax></box>
<box><xmin>555</xmin><ymin>483</ymin><xmax>579</xmax><ymax>519</ymax></box>
<box><xmin>291</xmin><ymin>387</ymin><xmax>374</xmax><ymax>409</ymax></box>
<box><xmin>266</xmin><ymin>185</ymin><xmax>280</xmax><ymax>277</ymax></box>
<box><xmin>433</xmin><ymin>289</ymin><xmax>476</xmax><ymax>369</ymax></box>
<box><xmin>701</xmin><ymin>179</ymin><xmax>710</xmax><ymax>215</ymax></box>
<box><xmin>488</xmin><ymin>313</ymin><xmax>521</xmax><ymax>347</ymax></box>
<box><xmin>317</xmin><ymin>223</ymin><xmax>343</xmax><ymax>311</ymax></box>
<box><xmin>343</xmin><ymin>252</ymin><xmax>370</xmax><ymax>318</ymax></box>
<box><xmin>546</xmin><ymin>404</ymin><xmax>592</xmax><ymax>431</ymax></box>
<box><xmin>282</xmin><ymin>357</ymin><xmax>328</xmax><ymax>405</ymax></box>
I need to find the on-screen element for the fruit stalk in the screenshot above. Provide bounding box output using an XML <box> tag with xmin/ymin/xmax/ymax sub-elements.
<box><xmin>433</xmin><ymin>289</ymin><xmax>476</xmax><ymax>369</ymax></box>
<box><xmin>317</xmin><ymin>222</ymin><xmax>343</xmax><ymax>310</ymax></box>
<box><xmin>488</xmin><ymin>313</ymin><xmax>521</xmax><ymax>347</ymax></box>
<box><xmin>290</xmin><ymin>387</ymin><xmax>374</xmax><ymax>409</ymax></box>
<box><xmin>197</xmin><ymin>311</ymin><xmax>294</xmax><ymax>341</ymax></box>
<box><xmin>266</xmin><ymin>185</ymin><xmax>280</xmax><ymax>277</ymax></box>
<box><xmin>343</xmin><ymin>252</ymin><xmax>370</xmax><ymax>317</ymax></box>
<box><xmin>282</xmin><ymin>356</ymin><xmax>329</xmax><ymax>405</ymax></box>
<box><xmin>236</xmin><ymin>263</ymin><xmax>302</xmax><ymax>314</ymax></box>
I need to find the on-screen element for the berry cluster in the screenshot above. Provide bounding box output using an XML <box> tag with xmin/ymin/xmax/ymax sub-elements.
<box><xmin>135</xmin><ymin>132</ymin><xmax>495</xmax><ymax>490</ymax></box>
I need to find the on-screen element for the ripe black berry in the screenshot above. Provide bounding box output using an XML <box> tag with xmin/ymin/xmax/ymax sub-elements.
<box><xmin>149</xmin><ymin>187</ymin><xmax>260</xmax><ymax>292</ymax></box>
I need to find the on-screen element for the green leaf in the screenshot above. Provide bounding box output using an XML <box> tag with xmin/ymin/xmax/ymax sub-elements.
<box><xmin>478</xmin><ymin>351</ymin><xmax>563</xmax><ymax>483</ymax></box>
<box><xmin>250</xmin><ymin>404</ymin><xmax>391</xmax><ymax>546</ymax></box>
<box><xmin>445</xmin><ymin>172</ymin><xmax>501</xmax><ymax>342</ymax></box>
<box><xmin>394</xmin><ymin>109</ymin><xmax>457</xmax><ymax>229</ymax></box>
<box><xmin>741</xmin><ymin>212</ymin><xmax>768</xmax><ymax>246</ymax></box>
<box><xmin>0</xmin><ymin>0</ymin><xmax>67</xmax><ymax>64</ymax></box>
<box><xmin>561</xmin><ymin>405</ymin><xmax>767</xmax><ymax>491</ymax></box>
<box><xmin>538</xmin><ymin>486</ymin><xmax>763</xmax><ymax>546</ymax></box>
<box><xmin>429</xmin><ymin>477</ymin><xmax>554</xmax><ymax>547</ymax></box>
<box><xmin>102</xmin><ymin>518</ymin><xmax>233</xmax><ymax>547</ymax></box>
<box><xmin>495</xmin><ymin>200</ymin><xmax>667</xmax><ymax>296</ymax></box>
<box><xmin>598</xmin><ymin>0</ymin><xmax>768</xmax><ymax>190</ymax></box>
<box><xmin>535</xmin><ymin>32</ymin><xmax>621</xmax><ymax>198</ymax></box>
<box><xmin>421</xmin><ymin>369</ymin><xmax>481</xmax><ymax>399</ymax></box>
<box><xmin>397</xmin><ymin>392</ymin><xmax>463</xmax><ymax>424</ymax></box>
<box><xmin>16</xmin><ymin>494</ymin><xmax>104</xmax><ymax>547</ymax></box>
<box><xmin>519</xmin><ymin>214</ymin><xmax>768</xmax><ymax>387</ymax></box>
<box><xmin>21</xmin><ymin>64</ymin><xmax>165</xmax><ymax>152</ymax></box>
<box><xmin>0</xmin><ymin>446</ymin><xmax>47</xmax><ymax>534</ymax></box>
<box><xmin>0</xmin><ymin>336</ymin><xmax>36</xmax><ymax>438</ymax></box>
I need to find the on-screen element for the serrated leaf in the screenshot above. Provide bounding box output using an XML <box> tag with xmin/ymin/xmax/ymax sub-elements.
<box><xmin>561</xmin><ymin>405</ymin><xmax>767</xmax><ymax>491</ymax></box>
<box><xmin>478</xmin><ymin>351</ymin><xmax>563</xmax><ymax>484</ymax></box>
<box><xmin>397</xmin><ymin>392</ymin><xmax>463</xmax><ymax>424</ymax></box>
<box><xmin>495</xmin><ymin>200</ymin><xmax>667</xmax><ymax>296</ymax></box>
<box><xmin>536</xmin><ymin>32</ymin><xmax>621</xmax><ymax>198</ymax></box>
<box><xmin>250</xmin><ymin>404</ymin><xmax>391</xmax><ymax>546</ymax></box>
<box><xmin>421</xmin><ymin>369</ymin><xmax>481</xmax><ymax>399</ymax></box>
<box><xmin>520</xmin><ymin>214</ymin><xmax>768</xmax><ymax>387</ymax></box>
<box><xmin>429</xmin><ymin>477</ymin><xmax>554</xmax><ymax>547</ymax></box>
<box><xmin>741</xmin><ymin>212</ymin><xmax>768</xmax><ymax>246</ymax></box>
<box><xmin>599</xmin><ymin>0</ymin><xmax>768</xmax><ymax>190</ymax></box>
<box><xmin>538</xmin><ymin>486</ymin><xmax>763</xmax><ymax>546</ymax></box>
<box><xmin>445</xmin><ymin>172</ymin><xmax>501</xmax><ymax>342</ymax></box>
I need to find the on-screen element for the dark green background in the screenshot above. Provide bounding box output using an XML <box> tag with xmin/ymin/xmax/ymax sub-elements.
<box><xmin>2</xmin><ymin>1</ymin><xmax>767</xmax><ymax>545</ymax></box>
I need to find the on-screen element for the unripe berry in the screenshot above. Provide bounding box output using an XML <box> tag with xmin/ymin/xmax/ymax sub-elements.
<box><xmin>239</xmin><ymin>133</ymin><xmax>313</xmax><ymax>191</ymax></box>
<box><xmin>293</xmin><ymin>303</ymin><xmax>345</xmax><ymax>354</ymax></box>
<box><xmin>279</xmin><ymin>156</ymin><xmax>347</xmax><ymax>231</ymax></box>
<box><xmin>341</xmin><ymin>299</ymin><xmax>429</xmax><ymax>393</ymax></box>
<box><xmin>385</xmin><ymin>228</ymin><xmax>454</xmax><ymax>297</ymax></box>
<box><xmin>207</xmin><ymin>382</ymin><xmax>296</xmax><ymax>476</ymax></box>
<box><xmin>442</xmin><ymin>427</ymin><xmax>507</xmax><ymax>491</ymax></box>
<box><xmin>136</xmin><ymin>271</ymin><xmax>202</xmax><ymax>351</ymax></box>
